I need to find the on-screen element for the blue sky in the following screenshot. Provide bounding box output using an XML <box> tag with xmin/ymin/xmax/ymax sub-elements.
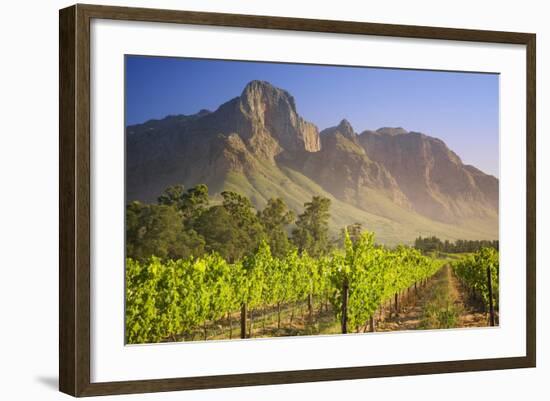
<box><xmin>126</xmin><ymin>56</ymin><xmax>499</xmax><ymax>177</ymax></box>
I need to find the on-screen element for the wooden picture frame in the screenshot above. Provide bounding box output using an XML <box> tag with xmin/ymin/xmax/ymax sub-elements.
<box><xmin>59</xmin><ymin>3</ymin><xmax>536</xmax><ymax>397</ymax></box>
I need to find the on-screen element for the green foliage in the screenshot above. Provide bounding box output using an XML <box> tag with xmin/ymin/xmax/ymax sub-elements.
<box><xmin>125</xmin><ymin>230</ymin><xmax>445</xmax><ymax>343</ymax></box>
<box><xmin>452</xmin><ymin>247</ymin><xmax>499</xmax><ymax>309</ymax></box>
<box><xmin>125</xmin><ymin>257</ymin><xmax>163</xmax><ymax>343</ymax></box>
<box><xmin>415</xmin><ymin>235</ymin><xmax>498</xmax><ymax>254</ymax></box>
<box><xmin>193</xmin><ymin>206</ymin><xmax>246</xmax><ymax>262</ymax></box>
<box><xmin>258</xmin><ymin>198</ymin><xmax>295</xmax><ymax>257</ymax></box>
<box><xmin>341</xmin><ymin>222</ymin><xmax>363</xmax><ymax>245</ymax></box>
<box><xmin>422</xmin><ymin>297</ymin><xmax>460</xmax><ymax>329</ymax></box>
<box><xmin>292</xmin><ymin>196</ymin><xmax>331</xmax><ymax>257</ymax></box>
<box><xmin>180</xmin><ymin>184</ymin><xmax>209</xmax><ymax>221</ymax></box>
<box><xmin>157</xmin><ymin>184</ymin><xmax>185</xmax><ymax>209</ymax></box>
<box><xmin>222</xmin><ymin>191</ymin><xmax>266</xmax><ymax>257</ymax></box>
<box><xmin>125</xmin><ymin>254</ymin><xmax>243</xmax><ymax>344</ymax></box>
<box><xmin>328</xmin><ymin>230</ymin><xmax>443</xmax><ymax>331</ymax></box>
<box><xmin>126</xmin><ymin>201</ymin><xmax>204</xmax><ymax>260</ymax></box>
<box><xmin>192</xmin><ymin>191</ymin><xmax>267</xmax><ymax>262</ymax></box>
<box><xmin>158</xmin><ymin>184</ymin><xmax>209</xmax><ymax>220</ymax></box>
<box><xmin>125</xmin><ymin>184</ymin><xmax>450</xmax><ymax>343</ymax></box>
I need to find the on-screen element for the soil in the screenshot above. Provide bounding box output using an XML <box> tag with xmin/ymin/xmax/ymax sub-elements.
<box><xmin>169</xmin><ymin>264</ymin><xmax>496</xmax><ymax>342</ymax></box>
<box><xmin>376</xmin><ymin>264</ymin><xmax>493</xmax><ymax>332</ymax></box>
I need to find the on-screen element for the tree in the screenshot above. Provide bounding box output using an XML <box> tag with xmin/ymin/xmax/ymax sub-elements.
<box><xmin>221</xmin><ymin>191</ymin><xmax>257</xmax><ymax>224</ymax></box>
<box><xmin>291</xmin><ymin>196</ymin><xmax>331</xmax><ymax>257</ymax></box>
<box><xmin>157</xmin><ymin>184</ymin><xmax>185</xmax><ymax>209</ymax></box>
<box><xmin>193</xmin><ymin>206</ymin><xmax>248</xmax><ymax>262</ymax></box>
<box><xmin>341</xmin><ymin>222</ymin><xmax>363</xmax><ymax>245</ymax></box>
<box><xmin>414</xmin><ymin>235</ymin><xmax>499</xmax><ymax>254</ymax></box>
<box><xmin>181</xmin><ymin>184</ymin><xmax>209</xmax><ymax>221</ymax></box>
<box><xmin>158</xmin><ymin>184</ymin><xmax>209</xmax><ymax>222</ymax></box>
<box><xmin>126</xmin><ymin>201</ymin><xmax>203</xmax><ymax>260</ymax></box>
<box><xmin>221</xmin><ymin>191</ymin><xmax>266</xmax><ymax>256</ymax></box>
<box><xmin>194</xmin><ymin>192</ymin><xmax>266</xmax><ymax>262</ymax></box>
<box><xmin>258</xmin><ymin>198</ymin><xmax>295</xmax><ymax>257</ymax></box>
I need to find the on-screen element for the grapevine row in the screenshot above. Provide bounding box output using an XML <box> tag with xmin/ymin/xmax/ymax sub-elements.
<box><xmin>451</xmin><ymin>247</ymin><xmax>499</xmax><ymax>325</ymax></box>
<box><xmin>126</xmin><ymin>231</ymin><xmax>444</xmax><ymax>344</ymax></box>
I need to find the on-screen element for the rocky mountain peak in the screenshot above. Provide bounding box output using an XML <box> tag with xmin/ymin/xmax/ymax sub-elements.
<box><xmin>235</xmin><ymin>80</ymin><xmax>320</xmax><ymax>154</ymax></box>
<box><xmin>321</xmin><ymin>119</ymin><xmax>357</xmax><ymax>141</ymax></box>
<box><xmin>240</xmin><ymin>80</ymin><xmax>297</xmax><ymax>112</ymax></box>
<box><xmin>127</xmin><ymin>80</ymin><xmax>498</xmax><ymax>241</ymax></box>
<box><xmin>337</xmin><ymin>119</ymin><xmax>356</xmax><ymax>138</ymax></box>
<box><xmin>197</xmin><ymin>109</ymin><xmax>211</xmax><ymax>117</ymax></box>
<box><xmin>376</xmin><ymin>127</ymin><xmax>408</xmax><ymax>136</ymax></box>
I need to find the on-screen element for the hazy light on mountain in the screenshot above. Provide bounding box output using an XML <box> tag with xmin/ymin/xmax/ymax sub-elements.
<box><xmin>125</xmin><ymin>56</ymin><xmax>499</xmax><ymax>177</ymax></box>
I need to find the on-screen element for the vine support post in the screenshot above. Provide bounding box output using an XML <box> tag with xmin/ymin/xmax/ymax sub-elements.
<box><xmin>228</xmin><ymin>312</ymin><xmax>233</xmax><ymax>339</ymax></box>
<box><xmin>240</xmin><ymin>302</ymin><xmax>247</xmax><ymax>339</ymax></box>
<box><xmin>277</xmin><ymin>302</ymin><xmax>281</xmax><ymax>330</ymax></box>
<box><xmin>487</xmin><ymin>266</ymin><xmax>496</xmax><ymax>326</ymax></box>
<box><xmin>394</xmin><ymin>292</ymin><xmax>399</xmax><ymax>315</ymax></box>
<box><xmin>341</xmin><ymin>279</ymin><xmax>349</xmax><ymax>334</ymax></box>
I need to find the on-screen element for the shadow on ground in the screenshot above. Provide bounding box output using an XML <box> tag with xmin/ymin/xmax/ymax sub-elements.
<box><xmin>35</xmin><ymin>376</ymin><xmax>58</xmax><ymax>391</ymax></box>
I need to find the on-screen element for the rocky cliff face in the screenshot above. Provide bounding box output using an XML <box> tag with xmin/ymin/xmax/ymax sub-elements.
<box><xmin>126</xmin><ymin>80</ymin><xmax>320</xmax><ymax>201</ymax></box>
<box><xmin>239</xmin><ymin>80</ymin><xmax>320</xmax><ymax>154</ymax></box>
<box><xmin>357</xmin><ymin>128</ymin><xmax>498</xmax><ymax>223</ymax></box>
<box><xmin>301</xmin><ymin>119</ymin><xmax>411</xmax><ymax>209</ymax></box>
<box><xmin>126</xmin><ymin>80</ymin><xmax>498</xmax><ymax>242</ymax></box>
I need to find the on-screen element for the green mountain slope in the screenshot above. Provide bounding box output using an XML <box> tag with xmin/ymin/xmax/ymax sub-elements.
<box><xmin>221</xmin><ymin>158</ymin><xmax>496</xmax><ymax>245</ymax></box>
<box><xmin>126</xmin><ymin>80</ymin><xmax>498</xmax><ymax>244</ymax></box>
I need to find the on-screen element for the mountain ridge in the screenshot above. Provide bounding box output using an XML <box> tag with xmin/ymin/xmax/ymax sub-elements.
<box><xmin>126</xmin><ymin>80</ymin><xmax>498</xmax><ymax>244</ymax></box>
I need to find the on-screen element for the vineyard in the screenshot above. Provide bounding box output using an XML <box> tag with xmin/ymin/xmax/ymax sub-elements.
<box><xmin>126</xmin><ymin>231</ymin><xmax>445</xmax><ymax>344</ymax></box>
<box><xmin>451</xmin><ymin>247</ymin><xmax>499</xmax><ymax>326</ymax></box>
<box><xmin>124</xmin><ymin>185</ymin><xmax>499</xmax><ymax>344</ymax></box>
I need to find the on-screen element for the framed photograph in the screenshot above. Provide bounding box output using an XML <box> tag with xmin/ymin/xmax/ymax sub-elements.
<box><xmin>59</xmin><ymin>4</ymin><xmax>536</xmax><ymax>397</ymax></box>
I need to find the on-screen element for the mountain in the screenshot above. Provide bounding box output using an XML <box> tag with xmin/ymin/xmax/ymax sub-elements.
<box><xmin>357</xmin><ymin>128</ymin><xmax>498</xmax><ymax>224</ymax></box>
<box><xmin>126</xmin><ymin>80</ymin><xmax>498</xmax><ymax>244</ymax></box>
<box><xmin>300</xmin><ymin>119</ymin><xmax>411</xmax><ymax>209</ymax></box>
<box><xmin>127</xmin><ymin>80</ymin><xmax>318</xmax><ymax>201</ymax></box>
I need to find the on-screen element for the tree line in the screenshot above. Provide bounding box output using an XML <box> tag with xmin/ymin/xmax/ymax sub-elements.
<box><xmin>414</xmin><ymin>235</ymin><xmax>499</xmax><ymax>254</ymax></box>
<box><xmin>127</xmin><ymin>184</ymin><xmax>336</xmax><ymax>262</ymax></box>
<box><xmin>125</xmin><ymin>184</ymin><xmax>448</xmax><ymax>343</ymax></box>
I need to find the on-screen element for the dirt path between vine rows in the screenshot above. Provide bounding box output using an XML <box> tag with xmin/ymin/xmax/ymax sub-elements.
<box><xmin>375</xmin><ymin>264</ymin><xmax>491</xmax><ymax>332</ymax></box>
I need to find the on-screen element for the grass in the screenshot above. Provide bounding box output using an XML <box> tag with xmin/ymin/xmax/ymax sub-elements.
<box><xmin>420</xmin><ymin>266</ymin><xmax>464</xmax><ymax>329</ymax></box>
<box><xmin>223</xmin><ymin>159</ymin><xmax>498</xmax><ymax>245</ymax></box>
